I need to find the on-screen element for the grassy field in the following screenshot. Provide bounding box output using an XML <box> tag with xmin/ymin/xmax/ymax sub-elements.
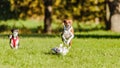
<box><xmin>0</xmin><ymin>31</ymin><xmax>120</xmax><ymax>68</ymax></box>
<box><xmin>0</xmin><ymin>19</ymin><xmax>104</xmax><ymax>34</ymax></box>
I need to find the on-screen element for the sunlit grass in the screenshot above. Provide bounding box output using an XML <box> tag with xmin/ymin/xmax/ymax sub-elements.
<box><xmin>0</xmin><ymin>19</ymin><xmax>104</xmax><ymax>34</ymax></box>
<box><xmin>0</xmin><ymin>31</ymin><xmax>120</xmax><ymax>68</ymax></box>
<box><xmin>0</xmin><ymin>19</ymin><xmax>43</xmax><ymax>29</ymax></box>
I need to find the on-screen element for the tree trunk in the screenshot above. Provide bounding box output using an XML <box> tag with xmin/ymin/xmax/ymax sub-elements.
<box><xmin>111</xmin><ymin>14</ymin><xmax>120</xmax><ymax>32</ymax></box>
<box><xmin>44</xmin><ymin>0</ymin><xmax>52</xmax><ymax>34</ymax></box>
<box><xmin>106</xmin><ymin>0</ymin><xmax>120</xmax><ymax>32</ymax></box>
<box><xmin>105</xmin><ymin>0</ymin><xmax>111</xmax><ymax>30</ymax></box>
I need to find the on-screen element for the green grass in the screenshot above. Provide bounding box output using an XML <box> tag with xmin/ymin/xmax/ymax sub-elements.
<box><xmin>0</xmin><ymin>19</ymin><xmax>43</xmax><ymax>29</ymax></box>
<box><xmin>0</xmin><ymin>31</ymin><xmax>120</xmax><ymax>68</ymax></box>
<box><xmin>0</xmin><ymin>19</ymin><xmax>104</xmax><ymax>34</ymax></box>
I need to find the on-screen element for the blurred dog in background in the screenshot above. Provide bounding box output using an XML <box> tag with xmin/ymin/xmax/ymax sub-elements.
<box><xmin>9</xmin><ymin>29</ymin><xmax>19</xmax><ymax>49</ymax></box>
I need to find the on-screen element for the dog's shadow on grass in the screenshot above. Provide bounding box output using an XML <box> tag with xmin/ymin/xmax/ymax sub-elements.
<box><xmin>44</xmin><ymin>51</ymin><xmax>61</xmax><ymax>56</ymax></box>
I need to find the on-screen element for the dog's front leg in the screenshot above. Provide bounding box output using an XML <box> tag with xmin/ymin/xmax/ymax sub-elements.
<box><xmin>10</xmin><ymin>41</ymin><xmax>14</xmax><ymax>48</ymax></box>
<box><xmin>15</xmin><ymin>39</ymin><xmax>19</xmax><ymax>49</ymax></box>
<box><xmin>67</xmin><ymin>34</ymin><xmax>74</xmax><ymax>45</ymax></box>
<box><xmin>62</xmin><ymin>35</ymin><xmax>67</xmax><ymax>44</ymax></box>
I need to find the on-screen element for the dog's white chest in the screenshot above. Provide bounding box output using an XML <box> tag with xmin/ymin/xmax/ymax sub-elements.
<box><xmin>63</xmin><ymin>30</ymin><xmax>71</xmax><ymax>39</ymax></box>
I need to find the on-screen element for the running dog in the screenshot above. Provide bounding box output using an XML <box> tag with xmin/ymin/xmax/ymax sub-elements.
<box><xmin>61</xmin><ymin>19</ymin><xmax>74</xmax><ymax>48</ymax></box>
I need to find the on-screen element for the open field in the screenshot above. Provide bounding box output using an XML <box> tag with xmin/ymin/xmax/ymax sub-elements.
<box><xmin>0</xmin><ymin>19</ymin><xmax>104</xmax><ymax>34</ymax></box>
<box><xmin>0</xmin><ymin>31</ymin><xmax>120</xmax><ymax>68</ymax></box>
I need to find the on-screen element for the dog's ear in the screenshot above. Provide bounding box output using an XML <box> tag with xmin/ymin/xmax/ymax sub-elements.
<box><xmin>63</xmin><ymin>19</ymin><xmax>73</xmax><ymax>25</ymax></box>
<box><xmin>11</xmin><ymin>29</ymin><xmax>14</xmax><ymax>33</ymax></box>
<box><xmin>63</xmin><ymin>19</ymin><xmax>67</xmax><ymax>23</ymax></box>
<box><xmin>11</xmin><ymin>29</ymin><xmax>19</xmax><ymax>33</ymax></box>
<box><xmin>68</xmin><ymin>20</ymin><xmax>73</xmax><ymax>25</ymax></box>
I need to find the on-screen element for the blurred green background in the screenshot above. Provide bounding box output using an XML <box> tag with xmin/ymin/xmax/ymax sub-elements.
<box><xmin>0</xmin><ymin>0</ymin><xmax>119</xmax><ymax>34</ymax></box>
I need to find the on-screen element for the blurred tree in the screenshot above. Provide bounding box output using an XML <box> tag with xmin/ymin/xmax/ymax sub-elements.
<box><xmin>0</xmin><ymin>0</ymin><xmax>15</xmax><ymax>20</ymax></box>
<box><xmin>43</xmin><ymin>0</ymin><xmax>52</xmax><ymax>34</ymax></box>
<box><xmin>9</xmin><ymin>0</ymin><xmax>44</xmax><ymax>19</ymax></box>
<box><xmin>106</xmin><ymin>0</ymin><xmax>120</xmax><ymax>32</ymax></box>
<box><xmin>0</xmin><ymin>0</ymin><xmax>105</xmax><ymax>21</ymax></box>
<box><xmin>53</xmin><ymin>0</ymin><xmax>105</xmax><ymax>21</ymax></box>
<box><xmin>0</xmin><ymin>0</ymin><xmax>106</xmax><ymax>32</ymax></box>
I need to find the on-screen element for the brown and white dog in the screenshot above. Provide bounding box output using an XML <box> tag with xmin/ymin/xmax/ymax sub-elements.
<box><xmin>9</xmin><ymin>29</ymin><xmax>19</xmax><ymax>49</ymax></box>
<box><xmin>61</xmin><ymin>19</ymin><xmax>74</xmax><ymax>48</ymax></box>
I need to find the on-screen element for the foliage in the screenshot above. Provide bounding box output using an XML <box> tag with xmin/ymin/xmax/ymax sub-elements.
<box><xmin>0</xmin><ymin>0</ymin><xmax>106</xmax><ymax>33</ymax></box>
<box><xmin>0</xmin><ymin>0</ymin><xmax>105</xmax><ymax>21</ymax></box>
<box><xmin>0</xmin><ymin>24</ymin><xmax>10</xmax><ymax>32</ymax></box>
<box><xmin>53</xmin><ymin>0</ymin><xmax>105</xmax><ymax>21</ymax></box>
<box><xmin>0</xmin><ymin>0</ymin><xmax>15</xmax><ymax>20</ymax></box>
<box><xmin>9</xmin><ymin>0</ymin><xmax>44</xmax><ymax>19</ymax></box>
